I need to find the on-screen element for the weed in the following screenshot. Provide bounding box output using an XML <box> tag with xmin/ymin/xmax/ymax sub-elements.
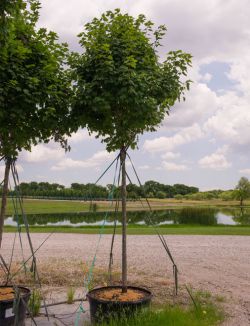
<box><xmin>28</xmin><ymin>289</ymin><xmax>41</xmax><ymax>316</ymax></box>
<box><xmin>195</xmin><ymin>289</ymin><xmax>212</xmax><ymax>300</ymax></box>
<box><xmin>215</xmin><ymin>294</ymin><xmax>226</xmax><ymax>302</ymax></box>
<box><xmin>66</xmin><ymin>287</ymin><xmax>75</xmax><ymax>304</ymax></box>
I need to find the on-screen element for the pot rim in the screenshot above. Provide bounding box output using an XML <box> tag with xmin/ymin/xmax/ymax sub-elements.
<box><xmin>0</xmin><ymin>285</ymin><xmax>31</xmax><ymax>304</ymax></box>
<box><xmin>87</xmin><ymin>285</ymin><xmax>152</xmax><ymax>305</ymax></box>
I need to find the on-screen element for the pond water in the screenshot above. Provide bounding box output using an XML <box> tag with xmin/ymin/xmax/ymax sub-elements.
<box><xmin>4</xmin><ymin>207</ymin><xmax>250</xmax><ymax>227</ymax></box>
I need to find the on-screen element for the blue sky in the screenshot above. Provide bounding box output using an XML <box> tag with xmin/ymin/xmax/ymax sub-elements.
<box><xmin>2</xmin><ymin>0</ymin><xmax>250</xmax><ymax>191</ymax></box>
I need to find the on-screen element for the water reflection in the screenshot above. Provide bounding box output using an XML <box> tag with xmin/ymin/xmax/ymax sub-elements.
<box><xmin>4</xmin><ymin>207</ymin><xmax>250</xmax><ymax>227</ymax></box>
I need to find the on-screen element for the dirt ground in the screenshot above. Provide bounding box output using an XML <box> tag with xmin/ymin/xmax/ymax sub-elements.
<box><xmin>1</xmin><ymin>233</ymin><xmax>250</xmax><ymax>325</ymax></box>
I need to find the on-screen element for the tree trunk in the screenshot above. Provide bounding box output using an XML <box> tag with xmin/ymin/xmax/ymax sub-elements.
<box><xmin>120</xmin><ymin>147</ymin><xmax>127</xmax><ymax>293</ymax></box>
<box><xmin>240</xmin><ymin>197</ymin><xmax>243</xmax><ymax>207</ymax></box>
<box><xmin>0</xmin><ymin>157</ymin><xmax>11</xmax><ymax>248</ymax></box>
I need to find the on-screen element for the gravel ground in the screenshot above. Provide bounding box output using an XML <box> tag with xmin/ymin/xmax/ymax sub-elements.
<box><xmin>1</xmin><ymin>233</ymin><xmax>250</xmax><ymax>325</ymax></box>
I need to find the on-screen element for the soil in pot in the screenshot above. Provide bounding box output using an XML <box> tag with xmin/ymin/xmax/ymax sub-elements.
<box><xmin>87</xmin><ymin>286</ymin><xmax>152</xmax><ymax>324</ymax></box>
<box><xmin>0</xmin><ymin>286</ymin><xmax>31</xmax><ymax>326</ymax></box>
<box><xmin>0</xmin><ymin>287</ymin><xmax>16</xmax><ymax>301</ymax></box>
<box><xmin>92</xmin><ymin>287</ymin><xmax>146</xmax><ymax>302</ymax></box>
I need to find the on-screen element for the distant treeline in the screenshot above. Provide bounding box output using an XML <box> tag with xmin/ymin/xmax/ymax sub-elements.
<box><xmin>2</xmin><ymin>180</ymin><xmax>199</xmax><ymax>200</ymax></box>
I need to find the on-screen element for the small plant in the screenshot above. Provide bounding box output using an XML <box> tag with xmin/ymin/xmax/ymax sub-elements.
<box><xmin>215</xmin><ymin>294</ymin><xmax>226</xmax><ymax>302</ymax></box>
<box><xmin>190</xmin><ymin>289</ymin><xmax>224</xmax><ymax>325</ymax></box>
<box><xmin>67</xmin><ymin>287</ymin><xmax>75</xmax><ymax>304</ymax></box>
<box><xmin>195</xmin><ymin>290</ymin><xmax>211</xmax><ymax>300</ymax></box>
<box><xmin>28</xmin><ymin>289</ymin><xmax>41</xmax><ymax>317</ymax></box>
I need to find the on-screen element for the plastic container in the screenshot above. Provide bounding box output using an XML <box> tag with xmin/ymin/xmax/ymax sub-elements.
<box><xmin>0</xmin><ymin>286</ymin><xmax>31</xmax><ymax>326</ymax></box>
<box><xmin>87</xmin><ymin>285</ymin><xmax>152</xmax><ymax>324</ymax></box>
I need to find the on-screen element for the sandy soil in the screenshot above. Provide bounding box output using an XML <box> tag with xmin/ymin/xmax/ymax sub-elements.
<box><xmin>1</xmin><ymin>233</ymin><xmax>250</xmax><ymax>325</ymax></box>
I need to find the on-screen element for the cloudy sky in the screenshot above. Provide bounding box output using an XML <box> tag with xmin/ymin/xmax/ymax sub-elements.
<box><xmin>3</xmin><ymin>0</ymin><xmax>250</xmax><ymax>190</ymax></box>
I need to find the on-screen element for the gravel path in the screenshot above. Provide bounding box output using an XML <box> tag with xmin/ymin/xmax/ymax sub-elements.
<box><xmin>1</xmin><ymin>233</ymin><xmax>250</xmax><ymax>325</ymax></box>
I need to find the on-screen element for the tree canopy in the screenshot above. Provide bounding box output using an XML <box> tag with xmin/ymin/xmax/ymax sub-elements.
<box><xmin>71</xmin><ymin>9</ymin><xmax>192</xmax><ymax>151</ymax></box>
<box><xmin>0</xmin><ymin>0</ymin><xmax>72</xmax><ymax>159</ymax></box>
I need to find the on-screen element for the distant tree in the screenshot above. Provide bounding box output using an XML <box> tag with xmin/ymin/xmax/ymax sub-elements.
<box><xmin>156</xmin><ymin>191</ymin><xmax>166</xmax><ymax>199</ymax></box>
<box><xmin>188</xmin><ymin>186</ymin><xmax>199</xmax><ymax>194</ymax></box>
<box><xmin>147</xmin><ymin>192</ymin><xmax>154</xmax><ymax>198</ymax></box>
<box><xmin>127</xmin><ymin>184</ymin><xmax>141</xmax><ymax>198</ymax></box>
<box><xmin>219</xmin><ymin>190</ymin><xmax>235</xmax><ymax>201</ymax></box>
<box><xmin>174</xmin><ymin>194</ymin><xmax>183</xmax><ymax>200</ymax></box>
<box><xmin>164</xmin><ymin>185</ymin><xmax>175</xmax><ymax>198</ymax></box>
<box><xmin>144</xmin><ymin>181</ymin><xmax>163</xmax><ymax>197</ymax></box>
<box><xmin>187</xmin><ymin>192</ymin><xmax>205</xmax><ymax>201</ymax></box>
<box><xmin>201</xmin><ymin>192</ymin><xmax>214</xmax><ymax>200</ymax></box>
<box><xmin>71</xmin><ymin>183</ymin><xmax>83</xmax><ymax>190</ymax></box>
<box><xmin>209</xmin><ymin>189</ymin><xmax>223</xmax><ymax>198</ymax></box>
<box><xmin>173</xmin><ymin>183</ymin><xmax>198</xmax><ymax>196</ymax></box>
<box><xmin>234</xmin><ymin>177</ymin><xmax>250</xmax><ymax>206</ymax></box>
<box><xmin>127</xmin><ymin>191</ymin><xmax>138</xmax><ymax>201</ymax></box>
<box><xmin>12</xmin><ymin>179</ymin><xmax>201</xmax><ymax>201</ymax></box>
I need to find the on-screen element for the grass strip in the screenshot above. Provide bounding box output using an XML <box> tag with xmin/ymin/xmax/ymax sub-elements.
<box><xmin>5</xmin><ymin>198</ymin><xmax>250</xmax><ymax>215</ymax></box>
<box><xmin>3</xmin><ymin>225</ymin><xmax>250</xmax><ymax>235</ymax></box>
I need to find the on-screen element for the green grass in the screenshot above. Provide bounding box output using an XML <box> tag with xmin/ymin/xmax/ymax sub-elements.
<box><xmin>5</xmin><ymin>198</ymin><xmax>250</xmax><ymax>215</ymax></box>
<box><xmin>5</xmin><ymin>198</ymin><xmax>93</xmax><ymax>214</ymax></box>
<box><xmin>99</xmin><ymin>303</ymin><xmax>223</xmax><ymax>326</ymax></box>
<box><xmin>4</xmin><ymin>224</ymin><xmax>250</xmax><ymax>235</ymax></box>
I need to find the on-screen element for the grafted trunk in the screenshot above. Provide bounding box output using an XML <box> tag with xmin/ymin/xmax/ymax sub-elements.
<box><xmin>120</xmin><ymin>147</ymin><xmax>127</xmax><ymax>293</ymax></box>
<box><xmin>0</xmin><ymin>157</ymin><xmax>11</xmax><ymax>248</ymax></box>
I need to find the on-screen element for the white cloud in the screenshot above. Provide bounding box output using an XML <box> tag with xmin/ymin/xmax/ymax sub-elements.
<box><xmin>143</xmin><ymin>123</ymin><xmax>204</xmax><ymax>153</ymax></box>
<box><xmin>162</xmin><ymin>161</ymin><xmax>188</xmax><ymax>171</ymax></box>
<box><xmin>20</xmin><ymin>144</ymin><xmax>65</xmax><ymax>163</ymax></box>
<box><xmin>200</xmin><ymin>72</ymin><xmax>212</xmax><ymax>82</ymax></box>
<box><xmin>163</xmin><ymin>80</ymin><xmax>219</xmax><ymax>129</ymax></box>
<box><xmin>131</xmin><ymin>0</ymin><xmax>250</xmax><ymax>63</ymax></box>
<box><xmin>38</xmin><ymin>0</ymin><xmax>250</xmax><ymax>61</ymax></box>
<box><xmin>51</xmin><ymin>150</ymin><xmax>116</xmax><ymax>171</ymax></box>
<box><xmin>161</xmin><ymin>152</ymin><xmax>180</xmax><ymax>160</ymax></box>
<box><xmin>238</xmin><ymin>169</ymin><xmax>250</xmax><ymax>175</ymax></box>
<box><xmin>67</xmin><ymin>130</ymin><xmax>90</xmax><ymax>144</ymax></box>
<box><xmin>138</xmin><ymin>165</ymin><xmax>150</xmax><ymax>170</ymax></box>
<box><xmin>204</xmin><ymin>94</ymin><xmax>250</xmax><ymax>148</ymax></box>
<box><xmin>198</xmin><ymin>148</ymin><xmax>231</xmax><ymax>170</ymax></box>
<box><xmin>227</xmin><ymin>55</ymin><xmax>250</xmax><ymax>96</ymax></box>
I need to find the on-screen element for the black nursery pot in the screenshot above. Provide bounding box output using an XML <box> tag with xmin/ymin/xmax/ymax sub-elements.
<box><xmin>0</xmin><ymin>286</ymin><xmax>31</xmax><ymax>326</ymax></box>
<box><xmin>87</xmin><ymin>285</ymin><xmax>152</xmax><ymax>324</ymax></box>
